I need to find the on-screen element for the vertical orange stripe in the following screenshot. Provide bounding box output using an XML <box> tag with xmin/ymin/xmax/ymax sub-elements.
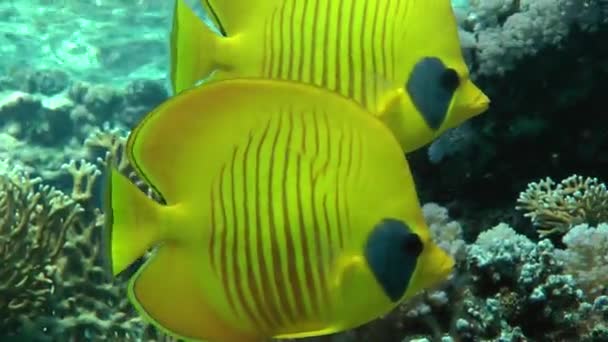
<box><xmin>319</xmin><ymin>110</ymin><xmax>337</xmax><ymax>255</ymax></box>
<box><xmin>380</xmin><ymin>0</ymin><xmax>392</xmax><ymax>79</ymax></box>
<box><xmin>299</xmin><ymin>0</ymin><xmax>311</xmax><ymax>82</ymax></box>
<box><xmin>359</xmin><ymin>0</ymin><xmax>371</xmax><ymax>108</ymax></box>
<box><xmin>277</xmin><ymin>2</ymin><xmax>286</xmax><ymax>78</ymax></box>
<box><xmin>255</xmin><ymin>119</ymin><xmax>283</xmax><ymax>329</ymax></box>
<box><xmin>310</xmin><ymin>112</ymin><xmax>331</xmax><ymax>268</ymax></box>
<box><xmin>321</xmin><ymin>194</ymin><xmax>334</xmax><ymax>257</ymax></box>
<box><xmin>341</xmin><ymin>122</ymin><xmax>354</xmax><ymax>241</ymax></box>
<box><xmin>297</xmin><ymin>113</ymin><xmax>323</xmax><ymax>317</ymax></box>
<box><xmin>299</xmin><ymin>0</ymin><xmax>319</xmax><ymax>84</ymax></box>
<box><xmin>385</xmin><ymin>0</ymin><xmax>399</xmax><ymax>80</ymax></box>
<box><xmin>270</xmin><ymin>9</ymin><xmax>279</xmax><ymax>78</ymax></box>
<box><xmin>334</xmin><ymin>122</ymin><xmax>345</xmax><ymax>248</ymax></box>
<box><xmin>268</xmin><ymin>113</ymin><xmax>297</xmax><ymax>324</ymax></box>
<box><xmin>241</xmin><ymin>133</ymin><xmax>274</xmax><ymax>329</ymax></box>
<box><xmin>229</xmin><ymin>147</ymin><xmax>262</xmax><ymax>328</ymax></box>
<box><xmin>393</xmin><ymin>0</ymin><xmax>407</xmax><ymax>80</ymax></box>
<box><xmin>296</xmin><ymin>152</ymin><xmax>318</xmax><ymax>316</ymax></box>
<box><xmin>310</xmin><ymin>111</ymin><xmax>331</xmax><ymax>311</ymax></box>
<box><xmin>320</xmin><ymin>0</ymin><xmax>331</xmax><ymax>88</ymax></box>
<box><xmin>347</xmin><ymin>0</ymin><xmax>355</xmax><ymax>100</ymax></box>
<box><xmin>296</xmin><ymin>111</ymin><xmax>320</xmax><ymax>318</ymax></box>
<box><xmin>334</xmin><ymin>0</ymin><xmax>345</xmax><ymax>94</ymax></box>
<box><xmin>282</xmin><ymin>110</ymin><xmax>306</xmax><ymax>319</ymax></box>
<box><xmin>209</xmin><ymin>185</ymin><xmax>217</xmax><ymax>274</ymax></box>
<box><xmin>370</xmin><ymin>0</ymin><xmax>381</xmax><ymax>109</ymax></box>
<box><xmin>218</xmin><ymin>164</ymin><xmax>240</xmax><ymax>317</ymax></box>
<box><xmin>309</xmin><ymin>154</ymin><xmax>329</xmax><ymax>311</ymax></box>
<box><xmin>286</xmin><ymin>0</ymin><xmax>298</xmax><ymax>80</ymax></box>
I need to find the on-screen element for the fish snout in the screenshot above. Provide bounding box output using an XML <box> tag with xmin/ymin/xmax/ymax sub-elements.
<box><xmin>459</xmin><ymin>80</ymin><xmax>490</xmax><ymax>117</ymax></box>
<box><xmin>417</xmin><ymin>242</ymin><xmax>455</xmax><ymax>290</ymax></box>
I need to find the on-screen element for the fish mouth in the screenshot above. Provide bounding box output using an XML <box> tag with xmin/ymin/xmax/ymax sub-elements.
<box><xmin>434</xmin><ymin>246</ymin><xmax>455</xmax><ymax>280</ymax></box>
<box><xmin>473</xmin><ymin>92</ymin><xmax>491</xmax><ymax>112</ymax></box>
<box><xmin>460</xmin><ymin>80</ymin><xmax>490</xmax><ymax>115</ymax></box>
<box><xmin>438</xmin><ymin>250</ymin><xmax>455</xmax><ymax>278</ymax></box>
<box><xmin>420</xmin><ymin>244</ymin><xmax>455</xmax><ymax>289</ymax></box>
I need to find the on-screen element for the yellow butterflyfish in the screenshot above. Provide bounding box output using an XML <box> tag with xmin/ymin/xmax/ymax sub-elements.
<box><xmin>169</xmin><ymin>0</ymin><xmax>490</xmax><ymax>153</ymax></box>
<box><xmin>104</xmin><ymin>79</ymin><xmax>454</xmax><ymax>342</ymax></box>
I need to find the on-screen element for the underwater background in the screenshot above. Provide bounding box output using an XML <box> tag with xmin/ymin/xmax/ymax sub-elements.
<box><xmin>1</xmin><ymin>0</ymin><xmax>608</xmax><ymax>341</ymax></box>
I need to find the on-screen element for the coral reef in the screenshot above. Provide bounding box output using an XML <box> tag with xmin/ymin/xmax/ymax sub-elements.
<box><xmin>516</xmin><ymin>175</ymin><xmax>608</xmax><ymax>236</ymax></box>
<box><xmin>2</xmin><ymin>78</ymin><xmax>606</xmax><ymax>342</ymax></box>
<box><xmin>460</xmin><ymin>0</ymin><xmax>607</xmax><ymax>76</ymax></box>
<box><xmin>0</xmin><ymin>134</ymin><xmax>172</xmax><ymax>341</ymax></box>
<box><xmin>301</xmin><ymin>207</ymin><xmax>607</xmax><ymax>342</ymax></box>
<box><xmin>0</xmin><ymin>72</ymin><xmax>167</xmax><ymax>181</ymax></box>
<box><xmin>555</xmin><ymin>223</ymin><xmax>608</xmax><ymax>298</ymax></box>
<box><xmin>417</xmin><ymin>6</ymin><xmax>608</xmax><ymax>230</ymax></box>
<box><xmin>0</xmin><ymin>170</ymin><xmax>74</xmax><ymax>335</ymax></box>
<box><xmin>2</xmin><ymin>1</ymin><xmax>608</xmax><ymax>341</ymax></box>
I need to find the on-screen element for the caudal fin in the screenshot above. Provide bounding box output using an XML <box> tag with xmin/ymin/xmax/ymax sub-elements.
<box><xmin>104</xmin><ymin>168</ymin><xmax>165</xmax><ymax>276</ymax></box>
<box><xmin>169</xmin><ymin>0</ymin><xmax>221</xmax><ymax>94</ymax></box>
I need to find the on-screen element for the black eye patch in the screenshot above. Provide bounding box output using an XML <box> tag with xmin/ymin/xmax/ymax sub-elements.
<box><xmin>406</xmin><ymin>57</ymin><xmax>460</xmax><ymax>130</ymax></box>
<box><xmin>364</xmin><ymin>218</ymin><xmax>424</xmax><ymax>302</ymax></box>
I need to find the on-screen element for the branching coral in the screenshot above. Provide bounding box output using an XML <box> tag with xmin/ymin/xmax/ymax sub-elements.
<box><xmin>61</xmin><ymin>159</ymin><xmax>101</xmax><ymax>202</ymax></box>
<box><xmin>516</xmin><ymin>175</ymin><xmax>608</xmax><ymax>236</ymax></box>
<box><xmin>0</xmin><ymin>171</ymin><xmax>78</xmax><ymax>333</ymax></box>
<box><xmin>0</xmin><ymin>131</ymin><xmax>173</xmax><ymax>341</ymax></box>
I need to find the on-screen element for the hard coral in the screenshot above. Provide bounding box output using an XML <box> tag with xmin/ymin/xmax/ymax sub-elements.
<box><xmin>0</xmin><ymin>142</ymin><xmax>171</xmax><ymax>340</ymax></box>
<box><xmin>516</xmin><ymin>175</ymin><xmax>608</xmax><ymax>236</ymax></box>
<box><xmin>465</xmin><ymin>0</ymin><xmax>606</xmax><ymax>76</ymax></box>
<box><xmin>555</xmin><ymin>223</ymin><xmax>608</xmax><ymax>298</ymax></box>
<box><xmin>457</xmin><ymin>223</ymin><xmax>602</xmax><ymax>341</ymax></box>
<box><xmin>298</xmin><ymin>210</ymin><xmax>607</xmax><ymax>341</ymax></box>
<box><xmin>0</xmin><ymin>171</ymin><xmax>76</xmax><ymax>334</ymax></box>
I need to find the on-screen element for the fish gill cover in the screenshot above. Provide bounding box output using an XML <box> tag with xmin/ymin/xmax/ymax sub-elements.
<box><xmin>0</xmin><ymin>0</ymin><xmax>607</xmax><ymax>341</ymax></box>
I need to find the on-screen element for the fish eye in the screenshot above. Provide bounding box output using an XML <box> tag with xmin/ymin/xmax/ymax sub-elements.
<box><xmin>401</xmin><ymin>233</ymin><xmax>423</xmax><ymax>256</ymax></box>
<box><xmin>440</xmin><ymin>68</ymin><xmax>460</xmax><ymax>91</ymax></box>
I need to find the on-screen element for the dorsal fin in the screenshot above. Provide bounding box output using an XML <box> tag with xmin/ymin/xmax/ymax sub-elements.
<box><xmin>199</xmin><ymin>0</ymin><xmax>281</xmax><ymax>35</ymax></box>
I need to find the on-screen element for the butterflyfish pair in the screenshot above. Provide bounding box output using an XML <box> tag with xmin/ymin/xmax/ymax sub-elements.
<box><xmin>169</xmin><ymin>0</ymin><xmax>490</xmax><ymax>153</ymax></box>
<box><xmin>105</xmin><ymin>79</ymin><xmax>454</xmax><ymax>342</ymax></box>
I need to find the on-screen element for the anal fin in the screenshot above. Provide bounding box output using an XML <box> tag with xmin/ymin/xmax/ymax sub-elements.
<box><xmin>128</xmin><ymin>245</ymin><xmax>264</xmax><ymax>342</ymax></box>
